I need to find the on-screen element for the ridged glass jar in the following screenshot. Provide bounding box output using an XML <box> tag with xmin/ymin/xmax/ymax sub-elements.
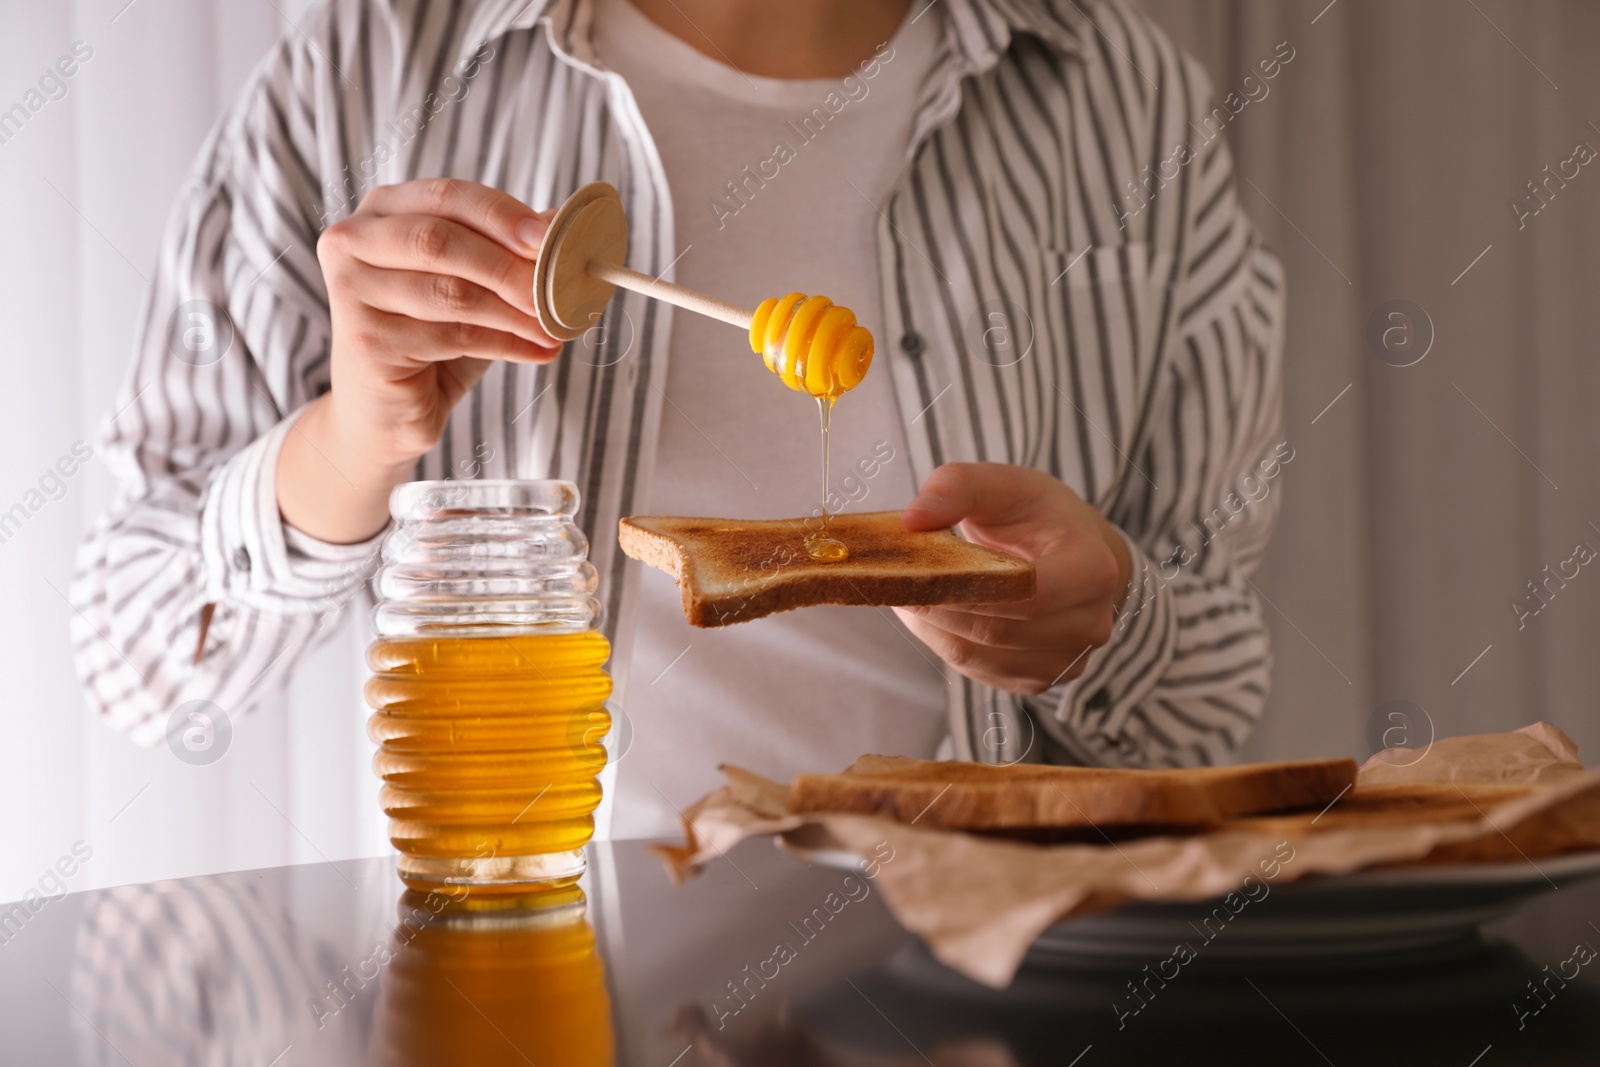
<box><xmin>365</xmin><ymin>480</ymin><xmax>612</xmax><ymax>902</ymax></box>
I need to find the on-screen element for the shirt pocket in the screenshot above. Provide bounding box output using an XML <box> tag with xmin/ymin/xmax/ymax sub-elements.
<box><xmin>1042</xmin><ymin>242</ymin><xmax>1172</xmax><ymax>363</ymax></box>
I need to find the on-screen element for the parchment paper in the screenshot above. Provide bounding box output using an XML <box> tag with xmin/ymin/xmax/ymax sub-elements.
<box><xmin>655</xmin><ymin>723</ymin><xmax>1600</xmax><ymax>988</ymax></box>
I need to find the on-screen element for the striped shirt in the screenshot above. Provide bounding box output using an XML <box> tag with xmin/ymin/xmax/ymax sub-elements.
<box><xmin>71</xmin><ymin>0</ymin><xmax>1285</xmax><ymax>770</ymax></box>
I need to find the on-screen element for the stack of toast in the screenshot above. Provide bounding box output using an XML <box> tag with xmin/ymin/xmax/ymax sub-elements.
<box><xmin>621</xmin><ymin>513</ymin><xmax>1598</xmax><ymax>865</ymax></box>
<box><xmin>789</xmin><ymin>754</ymin><xmax>1360</xmax><ymax>843</ymax></box>
<box><xmin>788</xmin><ymin>754</ymin><xmax>1598</xmax><ymax>862</ymax></box>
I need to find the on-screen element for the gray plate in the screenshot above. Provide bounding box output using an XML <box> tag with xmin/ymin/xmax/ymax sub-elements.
<box><xmin>790</xmin><ymin>842</ymin><xmax>1600</xmax><ymax>963</ymax></box>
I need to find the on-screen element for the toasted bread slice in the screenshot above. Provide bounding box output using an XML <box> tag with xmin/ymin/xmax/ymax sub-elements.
<box><xmin>1210</xmin><ymin>780</ymin><xmax>1600</xmax><ymax>865</ymax></box>
<box><xmin>618</xmin><ymin>511</ymin><xmax>1035</xmax><ymax>627</ymax></box>
<box><xmin>788</xmin><ymin>753</ymin><xmax>1359</xmax><ymax>830</ymax></box>
<box><xmin>964</xmin><ymin>782</ymin><xmax>1547</xmax><ymax>846</ymax></box>
<box><xmin>1218</xmin><ymin>782</ymin><xmax>1535</xmax><ymax>837</ymax></box>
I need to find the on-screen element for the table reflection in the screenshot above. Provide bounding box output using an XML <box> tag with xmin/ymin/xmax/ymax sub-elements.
<box><xmin>37</xmin><ymin>845</ymin><xmax>1598</xmax><ymax>1066</ymax></box>
<box><xmin>64</xmin><ymin>874</ymin><xmax>615</xmax><ymax>1067</ymax></box>
<box><xmin>675</xmin><ymin>938</ymin><xmax>1600</xmax><ymax>1066</ymax></box>
<box><xmin>371</xmin><ymin>887</ymin><xmax>614</xmax><ymax>1067</ymax></box>
<box><xmin>67</xmin><ymin>879</ymin><xmax>331</xmax><ymax>1066</ymax></box>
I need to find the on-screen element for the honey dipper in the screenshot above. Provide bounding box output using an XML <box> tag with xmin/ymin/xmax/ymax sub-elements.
<box><xmin>533</xmin><ymin>182</ymin><xmax>874</xmax><ymax>399</ymax></box>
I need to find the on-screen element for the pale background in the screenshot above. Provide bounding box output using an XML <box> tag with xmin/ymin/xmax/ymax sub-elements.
<box><xmin>1</xmin><ymin>0</ymin><xmax>1596</xmax><ymax>900</ymax></box>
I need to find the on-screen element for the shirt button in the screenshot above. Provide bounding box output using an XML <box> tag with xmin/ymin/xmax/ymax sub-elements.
<box><xmin>232</xmin><ymin>547</ymin><xmax>251</xmax><ymax>572</ymax></box>
<box><xmin>899</xmin><ymin>331</ymin><xmax>925</xmax><ymax>357</ymax></box>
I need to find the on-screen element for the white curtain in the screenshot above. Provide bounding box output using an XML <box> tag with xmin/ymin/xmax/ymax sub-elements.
<box><xmin>1135</xmin><ymin>0</ymin><xmax>1600</xmax><ymax>765</ymax></box>
<box><xmin>0</xmin><ymin>0</ymin><xmax>386</xmax><ymax>902</ymax></box>
<box><xmin>3</xmin><ymin>0</ymin><xmax>1597</xmax><ymax>899</ymax></box>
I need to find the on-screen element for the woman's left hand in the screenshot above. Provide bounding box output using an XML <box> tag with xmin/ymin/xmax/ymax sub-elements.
<box><xmin>893</xmin><ymin>462</ymin><xmax>1133</xmax><ymax>695</ymax></box>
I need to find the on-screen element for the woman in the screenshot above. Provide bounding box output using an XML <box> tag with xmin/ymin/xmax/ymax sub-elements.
<box><xmin>72</xmin><ymin>0</ymin><xmax>1284</xmax><ymax>837</ymax></box>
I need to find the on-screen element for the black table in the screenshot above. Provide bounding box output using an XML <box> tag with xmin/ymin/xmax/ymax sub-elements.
<box><xmin>2</xmin><ymin>839</ymin><xmax>1597</xmax><ymax>1065</ymax></box>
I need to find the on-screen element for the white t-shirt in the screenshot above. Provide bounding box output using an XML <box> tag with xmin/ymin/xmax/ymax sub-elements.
<box><xmin>593</xmin><ymin>0</ymin><xmax>948</xmax><ymax>838</ymax></box>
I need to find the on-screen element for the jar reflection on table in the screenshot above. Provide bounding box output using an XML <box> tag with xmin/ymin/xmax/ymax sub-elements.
<box><xmin>370</xmin><ymin>886</ymin><xmax>615</xmax><ymax>1067</ymax></box>
<box><xmin>366</xmin><ymin>480</ymin><xmax>612</xmax><ymax>901</ymax></box>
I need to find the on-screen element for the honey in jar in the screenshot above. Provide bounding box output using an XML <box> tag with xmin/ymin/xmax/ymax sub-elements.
<box><xmin>366</xmin><ymin>480</ymin><xmax>611</xmax><ymax>901</ymax></box>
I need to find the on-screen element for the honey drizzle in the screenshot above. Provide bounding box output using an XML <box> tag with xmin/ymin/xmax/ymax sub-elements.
<box><xmin>804</xmin><ymin>395</ymin><xmax>848</xmax><ymax>562</ymax></box>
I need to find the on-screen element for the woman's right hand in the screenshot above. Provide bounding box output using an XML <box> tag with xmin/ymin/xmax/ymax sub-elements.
<box><xmin>278</xmin><ymin>179</ymin><xmax>562</xmax><ymax>544</ymax></box>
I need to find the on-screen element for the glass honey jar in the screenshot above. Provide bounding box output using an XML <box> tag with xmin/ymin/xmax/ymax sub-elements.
<box><xmin>365</xmin><ymin>480</ymin><xmax>612</xmax><ymax>903</ymax></box>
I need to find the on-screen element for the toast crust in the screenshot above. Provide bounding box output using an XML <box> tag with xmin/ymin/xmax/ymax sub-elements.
<box><xmin>618</xmin><ymin>511</ymin><xmax>1035</xmax><ymax>627</ymax></box>
<box><xmin>788</xmin><ymin>754</ymin><xmax>1360</xmax><ymax>830</ymax></box>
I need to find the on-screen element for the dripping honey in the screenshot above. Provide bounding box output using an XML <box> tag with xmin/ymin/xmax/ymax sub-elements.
<box><xmin>365</xmin><ymin>631</ymin><xmax>612</xmax><ymax>898</ymax></box>
<box><xmin>748</xmin><ymin>292</ymin><xmax>875</xmax><ymax>563</ymax></box>
<box><xmin>805</xmin><ymin>395</ymin><xmax>849</xmax><ymax>562</ymax></box>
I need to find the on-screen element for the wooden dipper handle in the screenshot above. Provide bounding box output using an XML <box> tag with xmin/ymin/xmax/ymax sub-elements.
<box><xmin>588</xmin><ymin>260</ymin><xmax>755</xmax><ymax>331</ymax></box>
